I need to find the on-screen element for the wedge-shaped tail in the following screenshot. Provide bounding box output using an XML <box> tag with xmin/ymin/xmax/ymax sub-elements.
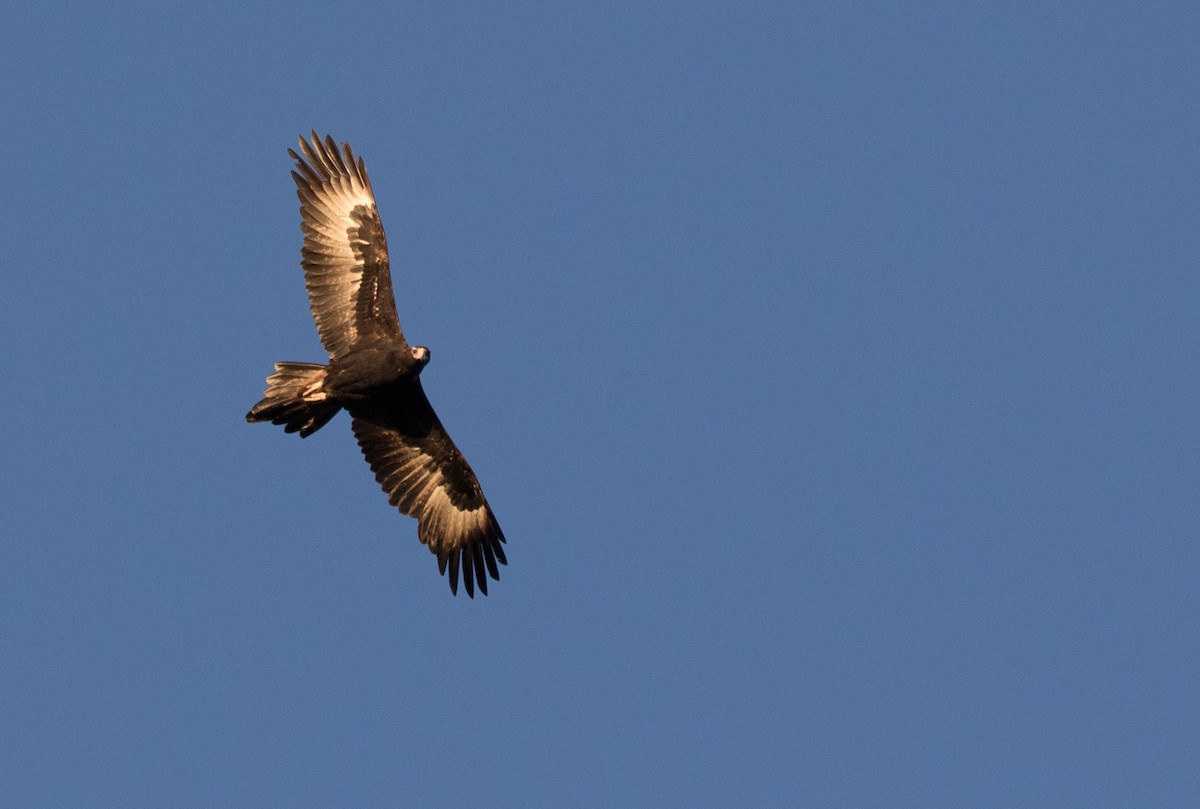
<box><xmin>246</xmin><ymin>362</ymin><xmax>341</xmax><ymax>437</ymax></box>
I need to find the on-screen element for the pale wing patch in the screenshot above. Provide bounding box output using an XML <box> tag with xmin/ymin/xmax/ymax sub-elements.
<box><xmin>299</xmin><ymin>189</ymin><xmax>375</xmax><ymax>354</ymax></box>
<box><xmin>417</xmin><ymin>484</ymin><xmax>491</xmax><ymax>553</ymax></box>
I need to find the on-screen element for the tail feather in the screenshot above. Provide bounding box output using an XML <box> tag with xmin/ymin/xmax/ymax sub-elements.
<box><xmin>246</xmin><ymin>362</ymin><xmax>340</xmax><ymax>437</ymax></box>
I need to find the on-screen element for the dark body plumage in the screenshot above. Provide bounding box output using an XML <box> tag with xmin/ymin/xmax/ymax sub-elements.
<box><xmin>247</xmin><ymin>132</ymin><xmax>506</xmax><ymax>597</ymax></box>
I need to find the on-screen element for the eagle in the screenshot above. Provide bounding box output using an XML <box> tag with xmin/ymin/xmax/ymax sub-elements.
<box><xmin>247</xmin><ymin>132</ymin><xmax>506</xmax><ymax>597</ymax></box>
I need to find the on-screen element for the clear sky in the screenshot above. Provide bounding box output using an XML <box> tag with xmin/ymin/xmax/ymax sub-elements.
<box><xmin>3</xmin><ymin>2</ymin><xmax>1198</xmax><ymax>806</ymax></box>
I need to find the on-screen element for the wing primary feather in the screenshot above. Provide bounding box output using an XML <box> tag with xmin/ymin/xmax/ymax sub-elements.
<box><xmin>472</xmin><ymin>543</ymin><xmax>488</xmax><ymax>595</ymax></box>
<box><xmin>291</xmin><ymin>160</ymin><xmax>321</xmax><ymax>188</ymax></box>
<box><xmin>481</xmin><ymin>539</ymin><xmax>499</xmax><ymax>580</ymax></box>
<box><xmin>343</xmin><ymin>143</ymin><xmax>361</xmax><ymax>183</ymax></box>
<box><xmin>297</xmin><ymin>134</ymin><xmax>321</xmax><ymax>175</ymax></box>
<box><xmin>356</xmin><ymin>155</ymin><xmax>372</xmax><ymax>192</ymax></box>
<box><xmin>304</xmin><ymin>130</ymin><xmax>327</xmax><ymax>171</ymax></box>
<box><xmin>322</xmin><ymin>133</ymin><xmax>343</xmax><ymax>171</ymax></box>
<box><xmin>448</xmin><ymin>552</ymin><xmax>460</xmax><ymax>596</ymax></box>
<box><xmin>462</xmin><ymin>549</ymin><xmax>476</xmax><ymax>599</ymax></box>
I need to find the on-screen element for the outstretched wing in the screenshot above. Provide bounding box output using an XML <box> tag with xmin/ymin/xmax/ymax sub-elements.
<box><xmin>290</xmin><ymin>131</ymin><xmax>405</xmax><ymax>359</ymax></box>
<box><xmin>350</xmin><ymin>384</ymin><xmax>507</xmax><ymax>597</ymax></box>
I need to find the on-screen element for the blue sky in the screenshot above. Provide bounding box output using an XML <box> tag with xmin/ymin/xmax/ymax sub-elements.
<box><xmin>3</xmin><ymin>1</ymin><xmax>1198</xmax><ymax>806</ymax></box>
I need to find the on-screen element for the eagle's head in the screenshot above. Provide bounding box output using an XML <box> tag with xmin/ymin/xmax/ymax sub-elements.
<box><xmin>411</xmin><ymin>345</ymin><xmax>431</xmax><ymax>370</ymax></box>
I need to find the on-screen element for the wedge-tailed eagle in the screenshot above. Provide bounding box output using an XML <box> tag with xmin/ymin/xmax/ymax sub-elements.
<box><xmin>247</xmin><ymin>132</ymin><xmax>506</xmax><ymax>597</ymax></box>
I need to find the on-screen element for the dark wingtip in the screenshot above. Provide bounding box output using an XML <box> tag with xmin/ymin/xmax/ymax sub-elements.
<box><xmin>481</xmin><ymin>540</ymin><xmax>499</xmax><ymax>581</ymax></box>
<box><xmin>447</xmin><ymin>552</ymin><xmax>460</xmax><ymax>596</ymax></box>
<box><xmin>439</xmin><ymin>545</ymin><xmax>500</xmax><ymax>598</ymax></box>
<box><xmin>472</xmin><ymin>544</ymin><xmax>488</xmax><ymax>596</ymax></box>
<box><xmin>462</xmin><ymin>549</ymin><xmax>476</xmax><ymax>598</ymax></box>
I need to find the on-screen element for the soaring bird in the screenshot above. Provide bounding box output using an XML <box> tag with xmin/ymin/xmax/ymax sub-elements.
<box><xmin>247</xmin><ymin>132</ymin><xmax>506</xmax><ymax>597</ymax></box>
